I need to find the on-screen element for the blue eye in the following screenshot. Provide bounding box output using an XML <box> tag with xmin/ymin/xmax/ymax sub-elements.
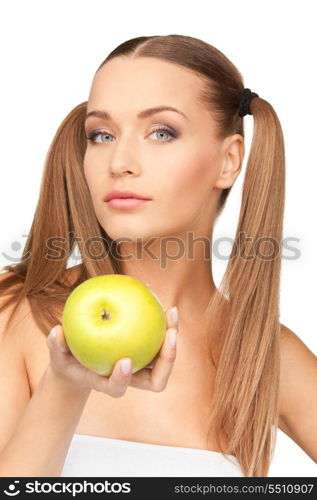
<box><xmin>149</xmin><ymin>126</ymin><xmax>177</xmax><ymax>143</ymax></box>
<box><xmin>86</xmin><ymin>125</ymin><xmax>178</xmax><ymax>144</ymax></box>
<box><xmin>86</xmin><ymin>131</ymin><xmax>114</xmax><ymax>143</ymax></box>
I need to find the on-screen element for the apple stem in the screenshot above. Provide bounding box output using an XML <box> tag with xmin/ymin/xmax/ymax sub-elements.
<box><xmin>101</xmin><ymin>308</ymin><xmax>111</xmax><ymax>320</ymax></box>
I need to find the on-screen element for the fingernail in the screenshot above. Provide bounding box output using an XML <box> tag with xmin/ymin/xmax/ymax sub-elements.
<box><xmin>170</xmin><ymin>306</ymin><xmax>178</xmax><ymax>325</ymax></box>
<box><xmin>48</xmin><ymin>327</ymin><xmax>56</xmax><ymax>340</ymax></box>
<box><xmin>120</xmin><ymin>358</ymin><xmax>132</xmax><ymax>375</ymax></box>
<box><xmin>168</xmin><ymin>328</ymin><xmax>178</xmax><ymax>347</ymax></box>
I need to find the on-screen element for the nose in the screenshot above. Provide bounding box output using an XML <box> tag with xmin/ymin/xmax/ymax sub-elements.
<box><xmin>108</xmin><ymin>135</ymin><xmax>142</xmax><ymax>178</ymax></box>
<box><xmin>110</xmin><ymin>164</ymin><xmax>138</xmax><ymax>178</ymax></box>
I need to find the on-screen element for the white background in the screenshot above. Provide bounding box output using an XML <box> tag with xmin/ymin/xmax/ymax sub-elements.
<box><xmin>0</xmin><ymin>0</ymin><xmax>316</xmax><ymax>477</ymax></box>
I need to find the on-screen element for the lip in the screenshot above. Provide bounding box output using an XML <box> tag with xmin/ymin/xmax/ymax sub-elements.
<box><xmin>104</xmin><ymin>189</ymin><xmax>151</xmax><ymax>202</ymax></box>
<box><xmin>106</xmin><ymin>198</ymin><xmax>150</xmax><ymax>210</ymax></box>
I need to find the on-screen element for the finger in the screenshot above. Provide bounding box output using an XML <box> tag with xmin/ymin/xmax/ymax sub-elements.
<box><xmin>103</xmin><ymin>357</ymin><xmax>133</xmax><ymax>398</ymax></box>
<box><xmin>144</xmin><ymin>352</ymin><xmax>160</xmax><ymax>369</ymax></box>
<box><xmin>52</xmin><ymin>325</ymin><xmax>71</xmax><ymax>353</ymax></box>
<box><xmin>129</xmin><ymin>326</ymin><xmax>178</xmax><ymax>392</ymax></box>
<box><xmin>46</xmin><ymin>326</ymin><xmax>57</xmax><ymax>349</ymax></box>
<box><xmin>144</xmin><ymin>359</ymin><xmax>156</xmax><ymax>370</ymax></box>
<box><xmin>149</xmin><ymin>326</ymin><xmax>177</xmax><ymax>392</ymax></box>
<box><xmin>47</xmin><ymin>325</ymin><xmax>71</xmax><ymax>355</ymax></box>
<box><xmin>167</xmin><ymin>306</ymin><xmax>178</xmax><ymax>329</ymax></box>
<box><xmin>144</xmin><ymin>306</ymin><xmax>178</xmax><ymax>370</ymax></box>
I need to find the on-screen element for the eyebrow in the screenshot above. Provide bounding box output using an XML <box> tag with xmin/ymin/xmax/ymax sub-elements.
<box><xmin>85</xmin><ymin>105</ymin><xmax>188</xmax><ymax>123</ymax></box>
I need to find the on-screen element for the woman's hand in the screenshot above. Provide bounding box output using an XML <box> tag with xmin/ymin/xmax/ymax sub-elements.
<box><xmin>46</xmin><ymin>306</ymin><xmax>178</xmax><ymax>398</ymax></box>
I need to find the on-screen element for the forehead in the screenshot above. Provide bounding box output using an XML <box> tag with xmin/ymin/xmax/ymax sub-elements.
<box><xmin>87</xmin><ymin>56</ymin><xmax>207</xmax><ymax>116</ymax></box>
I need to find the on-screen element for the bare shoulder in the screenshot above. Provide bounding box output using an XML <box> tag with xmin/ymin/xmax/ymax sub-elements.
<box><xmin>278</xmin><ymin>322</ymin><xmax>317</xmax><ymax>462</ymax></box>
<box><xmin>0</xmin><ymin>267</ymin><xmax>81</xmax><ymax>395</ymax></box>
<box><xmin>280</xmin><ymin>321</ymin><xmax>310</xmax><ymax>351</ymax></box>
<box><xmin>0</xmin><ymin>273</ymin><xmax>40</xmax><ymax>393</ymax></box>
<box><xmin>0</xmin><ymin>264</ymin><xmax>82</xmax><ymax>327</ymax></box>
<box><xmin>0</xmin><ymin>273</ymin><xmax>36</xmax><ymax>453</ymax></box>
<box><xmin>0</xmin><ymin>272</ymin><xmax>33</xmax><ymax>337</ymax></box>
<box><xmin>0</xmin><ymin>265</ymin><xmax>80</xmax><ymax>355</ymax></box>
<box><xmin>279</xmin><ymin>322</ymin><xmax>316</xmax><ymax>374</ymax></box>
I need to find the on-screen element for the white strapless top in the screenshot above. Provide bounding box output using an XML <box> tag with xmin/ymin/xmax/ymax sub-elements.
<box><xmin>61</xmin><ymin>434</ymin><xmax>244</xmax><ymax>477</ymax></box>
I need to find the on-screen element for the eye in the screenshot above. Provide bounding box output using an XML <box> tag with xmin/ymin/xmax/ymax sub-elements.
<box><xmin>148</xmin><ymin>126</ymin><xmax>178</xmax><ymax>143</ymax></box>
<box><xmin>85</xmin><ymin>131</ymin><xmax>114</xmax><ymax>143</ymax></box>
<box><xmin>85</xmin><ymin>125</ymin><xmax>178</xmax><ymax>144</ymax></box>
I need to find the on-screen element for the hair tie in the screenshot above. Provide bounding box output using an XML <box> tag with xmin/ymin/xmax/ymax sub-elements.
<box><xmin>238</xmin><ymin>88</ymin><xmax>259</xmax><ymax>117</ymax></box>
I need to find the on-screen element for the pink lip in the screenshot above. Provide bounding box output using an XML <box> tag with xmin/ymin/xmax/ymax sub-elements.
<box><xmin>106</xmin><ymin>198</ymin><xmax>150</xmax><ymax>210</ymax></box>
<box><xmin>104</xmin><ymin>189</ymin><xmax>151</xmax><ymax>202</ymax></box>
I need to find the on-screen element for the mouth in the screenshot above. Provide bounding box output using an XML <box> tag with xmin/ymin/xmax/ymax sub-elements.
<box><xmin>104</xmin><ymin>189</ymin><xmax>152</xmax><ymax>210</ymax></box>
<box><xmin>105</xmin><ymin>198</ymin><xmax>150</xmax><ymax>210</ymax></box>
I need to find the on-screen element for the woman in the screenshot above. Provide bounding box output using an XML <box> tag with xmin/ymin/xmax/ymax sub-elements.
<box><xmin>0</xmin><ymin>34</ymin><xmax>316</xmax><ymax>478</ymax></box>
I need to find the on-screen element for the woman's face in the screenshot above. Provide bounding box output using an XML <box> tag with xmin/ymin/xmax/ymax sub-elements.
<box><xmin>84</xmin><ymin>56</ymin><xmax>242</xmax><ymax>242</ymax></box>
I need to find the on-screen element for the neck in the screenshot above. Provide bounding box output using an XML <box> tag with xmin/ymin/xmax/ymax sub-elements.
<box><xmin>119</xmin><ymin>230</ymin><xmax>217</xmax><ymax>326</ymax></box>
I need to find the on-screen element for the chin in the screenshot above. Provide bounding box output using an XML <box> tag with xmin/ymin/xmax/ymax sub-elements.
<box><xmin>100</xmin><ymin>225</ymin><xmax>158</xmax><ymax>245</ymax></box>
<box><xmin>99</xmin><ymin>215</ymin><xmax>181</xmax><ymax>244</ymax></box>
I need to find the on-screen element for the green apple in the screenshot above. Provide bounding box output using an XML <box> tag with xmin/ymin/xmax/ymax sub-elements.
<box><xmin>62</xmin><ymin>274</ymin><xmax>166</xmax><ymax>376</ymax></box>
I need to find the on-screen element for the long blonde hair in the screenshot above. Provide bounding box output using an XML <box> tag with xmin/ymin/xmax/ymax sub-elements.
<box><xmin>0</xmin><ymin>34</ymin><xmax>285</xmax><ymax>476</ymax></box>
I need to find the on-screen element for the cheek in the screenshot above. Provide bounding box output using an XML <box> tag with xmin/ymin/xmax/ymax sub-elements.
<box><xmin>171</xmin><ymin>153</ymin><xmax>216</xmax><ymax>197</ymax></box>
<box><xmin>83</xmin><ymin>151</ymin><xmax>101</xmax><ymax>194</ymax></box>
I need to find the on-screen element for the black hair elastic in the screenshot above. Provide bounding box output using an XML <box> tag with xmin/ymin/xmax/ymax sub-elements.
<box><xmin>238</xmin><ymin>88</ymin><xmax>259</xmax><ymax>117</ymax></box>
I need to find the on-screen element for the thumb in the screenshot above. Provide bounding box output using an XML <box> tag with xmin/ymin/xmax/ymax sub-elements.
<box><xmin>56</xmin><ymin>325</ymin><xmax>71</xmax><ymax>353</ymax></box>
<box><xmin>47</xmin><ymin>325</ymin><xmax>71</xmax><ymax>354</ymax></box>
